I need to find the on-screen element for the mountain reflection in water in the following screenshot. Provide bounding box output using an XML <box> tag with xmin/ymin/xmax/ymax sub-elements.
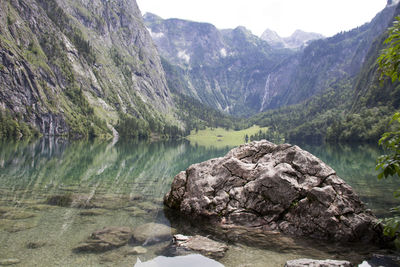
<box><xmin>0</xmin><ymin>138</ymin><xmax>398</xmax><ymax>266</ymax></box>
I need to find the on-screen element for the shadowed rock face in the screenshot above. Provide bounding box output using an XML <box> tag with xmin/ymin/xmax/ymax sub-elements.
<box><xmin>164</xmin><ymin>140</ymin><xmax>383</xmax><ymax>243</ymax></box>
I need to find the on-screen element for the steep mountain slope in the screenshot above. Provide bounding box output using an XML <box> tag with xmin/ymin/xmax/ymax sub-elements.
<box><xmin>145</xmin><ymin>3</ymin><xmax>397</xmax><ymax>117</ymax></box>
<box><xmin>0</xmin><ymin>0</ymin><xmax>178</xmax><ymax>139</ymax></box>
<box><xmin>259</xmin><ymin>3</ymin><xmax>398</xmax><ymax>111</ymax></box>
<box><xmin>260</xmin><ymin>29</ymin><xmax>324</xmax><ymax>49</ymax></box>
<box><xmin>250</xmin><ymin>3</ymin><xmax>400</xmax><ymax>143</ymax></box>
<box><xmin>144</xmin><ymin>13</ymin><xmax>293</xmax><ymax>116</ymax></box>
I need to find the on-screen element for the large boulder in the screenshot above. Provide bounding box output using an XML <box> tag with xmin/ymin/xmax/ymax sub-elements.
<box><xmin>164</xmin><ymin>140</ymin><xmax>383</xmax><ymax>243</ymax></box>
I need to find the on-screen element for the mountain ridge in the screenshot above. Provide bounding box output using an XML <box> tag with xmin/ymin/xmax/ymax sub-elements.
<box><xmin>0</xmin><ymin>0</ymin><xmax>182</xmax><ymax>139</ymax></box>
<box><xmin>145</xmin><ymin>3</ymin><xmax>397</xmax><ymax>116</ymax></box>
<box><xmin>260</xmin><ymin>28</ymin><xmax>324</xmax><ymax>49</ymax></box>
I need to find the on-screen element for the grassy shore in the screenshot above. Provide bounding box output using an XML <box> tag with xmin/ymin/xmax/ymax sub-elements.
<box><xmin>186</xmin><ymin>125</ymin><xmax>268</xmax><ymax>148</ymax></box>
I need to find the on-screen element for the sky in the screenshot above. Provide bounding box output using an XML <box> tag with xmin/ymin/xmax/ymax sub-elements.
<box><xmin>136</xmin><ymin>0</ymin><xmax>388</xmax><ymax>37</ymax></box>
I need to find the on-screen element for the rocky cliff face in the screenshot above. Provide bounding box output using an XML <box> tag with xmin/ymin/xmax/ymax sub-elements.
<box><xmin>145</xmin><ymin>3</ymin><xmax>397</xmax><ymax>115</ymax></box>
<box><xmin>0</xmin><ymin>0</ymin><xmax>176</xmax><ymax>138</ymax></box>
<box><xmin>257</xmin><ymin>3</ymin><xmax>398</xmax><ymax>111</ymax></box>
<box><xmin>260</xmin><ymin>29</ymin><xmax>324</xmax><ymax>50</ymax></box>
<box><xmin>144</xmin><ymin>13</ymin><xmax>293</xmax><ymax>116</ymax></box>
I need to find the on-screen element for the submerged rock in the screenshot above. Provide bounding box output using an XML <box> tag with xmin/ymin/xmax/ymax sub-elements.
<box><xmin>1</xmin><ymin>210</ymin><xmax>36</xmax><ymax>220</ymax></box>
<box><xmin>0</xmin><ymin>220</ymin><xmax>37</xmax><ymax>233</ymax></box>
<box><xmin>133</xmin><ymin>223</ymin><xmax>176</xmax><ymax>245</ymax></box>
<box><xmin>164</xmin><ymin>140</ymin><xmax>383</xmax><ymax>243</ymax></box>
<box><xmin>0</xmin><ymin>259</ymin><xmax>21</xmax><ymax>266</ymax></box>
<box><xmin>164</xmin><ymin>234</ymin><xmax>228</xmax><ymax>259</ymax></box>
<box><xmin>285</xmin><ymin>259</ymin><xmax>352</xmax><ymax>267</ymax></box>
<box><xmin>74</xmin><ymin>227</ymin><xmax>132</xmax><ymax>252</ymax></box>
<box><xmin>125</xmin><ymin>246</ymin><xmax>148</xmax><ymax>255</ymax></box>
<box><xmin>46</xmin><ymin>194</ymin><xmax>74</xmax><ymax>207</ymax></box>
<box><xmin>26</xmin><ymin>241</ymin><xmax>46</xmax><ymax>249</ymax></box>
<box><xmin>78</xmin><ymin>209</ymin><xmax>106</xmax><ymax>216</ymax></box>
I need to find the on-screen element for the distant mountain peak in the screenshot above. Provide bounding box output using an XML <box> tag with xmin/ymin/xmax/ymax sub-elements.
<box><xmin>234</xmin><ymin>26</ymin><xmax>253</xmax><ymax>35</ymax></box>
<box><xmin>260</xmin><ymin>29</ymin><xmax>285</xmax><ymax>48</ymax></box>
<box><xmin>143</xmin><ymin>12</ymin><xmax>164</xmax><ymax>24</ymax></box>
<box><xmin>260</xmin><ymin>28</ymin><xmax>324</xmax><ymax>49</ymax></box>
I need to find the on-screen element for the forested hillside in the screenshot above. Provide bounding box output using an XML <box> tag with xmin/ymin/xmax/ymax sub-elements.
<box><xmin>0</xmin><ymin>0</ymin><xmax>182</xmax><ymax>139</ymax></box>
<box><xmin>0</xmin><ymin>0</ymin><xmax>399</xmax><ymax>142</ymax></box>
<box><xmin>250</xmin><ymin>3</ymin><xmax>400</xmax><ymax>143</ymax></box>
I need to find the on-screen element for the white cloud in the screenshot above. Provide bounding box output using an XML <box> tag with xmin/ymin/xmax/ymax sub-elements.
<box><xmin>137</xmin><ymin>0</ymin><xmax>387</xmax><ymax>37</ymax></box>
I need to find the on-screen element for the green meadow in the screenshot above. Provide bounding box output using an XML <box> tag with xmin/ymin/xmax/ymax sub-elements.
<box><xmin>186</xmin><ymin>125</ymin><xmax>268</xmax><ymax>148</ymax></box>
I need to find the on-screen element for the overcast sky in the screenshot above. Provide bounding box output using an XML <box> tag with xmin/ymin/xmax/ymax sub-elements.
<box><xmin>136</xmin><ymin>0</ymin><xmax>388</xmax><ymax>37</ymax></box>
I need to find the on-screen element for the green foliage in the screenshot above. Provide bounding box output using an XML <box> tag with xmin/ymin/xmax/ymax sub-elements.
<box><xmin>375</xmin><ymin>113</ymin><xmax>400</xmax><ymax>238</ymax></box>
<box><xmin>187</xmin><ymin>125</ymin><xmax>268</xmax><ymax>148</ymax></box>
<box><xmin>250</xmin><ymin>79</ymin><xmax>355</xmax><ymax>142</ymax></box>
<box><xmin>376</xmin><ymin>113</ymin><xmax>400</xmax><ymax>180</ymax></box>
<box><xmin>6</xmin><ymin>10</ymin><xmax>15</xmax><ymax>26</ymax></box>
<box><xmin>71</xmin><ymin>29</ymin><xmax>96</xmax><ymax>65</ymax></box>
<box><xmin>173</xmin><ymin>92</ymin><xmax>248</xmax><ymax>134</ymax></box>
<box><xmin>377</xmin><ymin>16</ymin><xmax>400</xmax><ymax>83</ymax></box>
<box><xmin>115</xmin><ymin>113</ymin><xmax>184</xmax><ymax>140</ymax></box>
<box><xmin>37</xmin><ymin>0</ymin><xmax>96</xmax><ymax>65</ymax></box>
<box><xmin>115</xmin><ymin>114</ymin><xmax>150</xmax><ymax>139</ymax></box>
<box><xmin>0</xmin><ymin>111</ymin><xmax>39</xmax><ymax>140</ymax></box>
<box><xmin>375</xmin><ymin>16</ymin><xmax>400</xmax><ymax>240</ymax></box>
<box><xmin>249</xmin><ymin>129</ymin><xmax>284</xmax><ymax>143</ymax></box>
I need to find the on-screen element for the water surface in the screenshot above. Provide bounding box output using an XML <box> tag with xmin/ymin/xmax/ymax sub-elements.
<box><xmin>0</xmin><ymin>139</ymin><xmax>398</xmax><ymax>266</ymax></box>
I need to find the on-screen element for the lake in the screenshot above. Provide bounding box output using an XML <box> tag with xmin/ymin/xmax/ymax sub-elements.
<box><xmin>0</xmin><ymin>138</ymin><xmax>399</xmax><ymax>266</ymax></box>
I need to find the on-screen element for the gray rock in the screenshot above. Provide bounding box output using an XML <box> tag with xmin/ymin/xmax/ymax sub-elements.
<box><xmin>164</xmin><ymin>140</ymin><xmax>383</xmax><ymax>243</ymax></box>
<box><xmin>78</xmin><ymin>209</ymin><xmax>106</xmax><ymax>216</ymax></box>
<box><xmin>133</xmin><ymin>223</ymin><xmax>176</xmax><ymax>245</ymax></box>
<box><xmin>74</xmin><ymin>227</ymin><xmax>132</xmax><ymax>252</ymax></box>
<box><xmin>362</xmin><ymin>254</ymin><xmax>400</xmax><ymax>266</ymax></box>
<box><xmin>26</xmin><ymin>241</ymin><xmax>46</xmax><ymax>249</ymax></box>
<box><xmin>166</xmin><ymin>234</ymin><xmax>228</xmax><ymax>259</ymax></box>
<box><xmin>0</xmin><ymin>0</ymin><xmax>175</xmax><ymax>138</ymax></box>
<box><xmin>285</xmin><ymin>259</ymin><xmax>352</xmax><ymax>267</ymax></box>
<box><xmin>125</xmin><ymin>246</ymin><xmax>148</xmax><ymax>255</ymax></box>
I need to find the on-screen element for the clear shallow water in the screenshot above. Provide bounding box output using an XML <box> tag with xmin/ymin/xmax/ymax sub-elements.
<box><xmin>0</xmin><ymin>138</ymin><xmax>398</xmax><ymax>266</ymax></box>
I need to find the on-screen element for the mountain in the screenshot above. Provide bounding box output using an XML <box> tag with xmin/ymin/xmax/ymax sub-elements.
<box><xmin>259</xmin><ymin>29</ymin><xmax>285</xmax><ymax>49</ymax></box>
<box><xmin>260</xmin><ymin>29</ymin><xmax>324</xmax><ymax>49</ymax></box>
<box><xmin>250</xmin><ymin>3</ymin><xmax>400</xmax><ymax>143</ymax></box>
<box><xmin>145</xmin><ymin>3</ymin><xmax>397</xmax><ymax>117</ymax></box>
<box><xmin>144</xmin><ymin>13</ymin><xmax>293</xmax><ymax>116</ymax></box>
<box><xmin>284</xmin><ymin>30</ymin><xmax>324</xmax><ymax>49</ymax></box>
<box><xmin>0</xmin><ymin>0</ymin><xmax>179</xmax><ymax>139</ymax></box>
<box><xmin>257</xmin><ymin>3</ymin><xmax>398</xmax><ymax>111</ymax></box>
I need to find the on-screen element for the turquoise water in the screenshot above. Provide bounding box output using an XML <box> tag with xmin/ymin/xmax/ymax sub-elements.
<box><xmin>0</xmin><ymin>139</ymin><xmax>398</xmax><ymax>266</ymax></box>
